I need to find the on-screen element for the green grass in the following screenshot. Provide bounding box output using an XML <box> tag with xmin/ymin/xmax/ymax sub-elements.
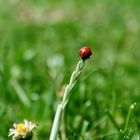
<box><xmin>0</xmin><ymin>0</ymin><xmax>140</xmax><ymax>139</ymax></box>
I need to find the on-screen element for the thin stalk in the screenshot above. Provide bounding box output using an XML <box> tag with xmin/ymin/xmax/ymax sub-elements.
<box><xmin>60</xmin><ymin>111</ymin><xmax>67</xmax><ymax>140</ymax></box>
<box><xmin>50</xmin><ymin>105</ymin><xmax>64</xmax><ymax>140</ymax></box>
<box><xmin>124</xmin><ymin>103</ymin><xmax>136</xmax><ymax>132</ymax></box>
<box><xmin>49</xmin><ymin>60</ymin><xmax>85</xmax><ymax>140</ymax></box>
<box><xmin>120</xmin><ymin>103</ymin><xmax>136</xmax><ymax>139</ymax></box>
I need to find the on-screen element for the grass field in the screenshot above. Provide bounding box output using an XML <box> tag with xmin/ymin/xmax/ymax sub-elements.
<box><xmin>0</xmin><ymin>0</ymin><xmax>140</xmax><ymax>139</ymax></box>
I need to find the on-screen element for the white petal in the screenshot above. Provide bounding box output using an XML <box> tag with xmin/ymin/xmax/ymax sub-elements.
<box><xmin>24</xmin><ymin>120</ymin><xmax>28</xmax><ymax>127</ymax></box>
<box><xmin>13</xmin><ymin>123</ymin><xmax>17</xmax><ymax>128</ymax></box>
<box><xmin>8</xmin><ymin>130</ymin><xmax>17</xmax><ymax>137</ymax></box>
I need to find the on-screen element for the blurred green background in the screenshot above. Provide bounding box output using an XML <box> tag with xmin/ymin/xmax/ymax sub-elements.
<box><xmin>0</xmin><ymin>0</ymin><xmax>140</xmax><ymax>139</ymax></box>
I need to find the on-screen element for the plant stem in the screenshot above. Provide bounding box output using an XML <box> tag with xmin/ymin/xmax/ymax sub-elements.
<box><xmin>124</xmin><ymin>103</ymin><xmax>136</xmax><ymax>132</ymax></box>
<box><xmin>120</xmin><ymin>103</ymin><xmax>136</xmax><ymax>139</ymax></box>
<box><xmin>49</xmin><ymin>105</ymin><xmax>64</xmax><ymax>140</ymax></box>
<box><xmin>49</xmin><ymin>60</ymin><xmax>85</xmax><ymax>140</ymax></box>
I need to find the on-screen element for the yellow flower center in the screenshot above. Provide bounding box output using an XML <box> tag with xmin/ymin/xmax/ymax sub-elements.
<box><xmin>16</xmin><ymin>123</ymin><xmax>27</xmax><ymax>135</ymax></box>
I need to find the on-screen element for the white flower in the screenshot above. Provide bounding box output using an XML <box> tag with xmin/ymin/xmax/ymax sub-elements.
<box><xmin>8</xmin><ymin>120</ymin><xmax>36</xmax><ymax>140</ymax></box>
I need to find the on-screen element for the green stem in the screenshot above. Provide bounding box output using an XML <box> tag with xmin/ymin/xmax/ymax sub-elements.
<box><xmin>50</xmin><ymin>105</ymin><xmax>64</xmax><ymax>140</ymax></box>
<box><xmin>49</xmin><ymin>60</ymin><xmax>85</xmax><ymax>140</ymax></box>
<box><xmin>124</xmin><ymin>103</ymin><xmax>136</xmax><ymax>132</ymax></box>
<box><xmin>120</xmin><ymin>103</ymin><xmax>136</xmax><ymax>139</ymax></box>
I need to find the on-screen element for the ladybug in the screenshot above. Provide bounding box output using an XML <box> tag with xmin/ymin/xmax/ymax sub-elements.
<box><xmin>79</xmin><ymin>47</ymin><xmax>92</xmax><ymax>60</ymax></box>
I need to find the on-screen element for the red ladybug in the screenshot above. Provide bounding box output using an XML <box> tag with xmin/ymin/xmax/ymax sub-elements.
<box><xmin>79</xmin><ymin>47</ymin><xmax>92</xmax><ymax>60</ymax></box>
